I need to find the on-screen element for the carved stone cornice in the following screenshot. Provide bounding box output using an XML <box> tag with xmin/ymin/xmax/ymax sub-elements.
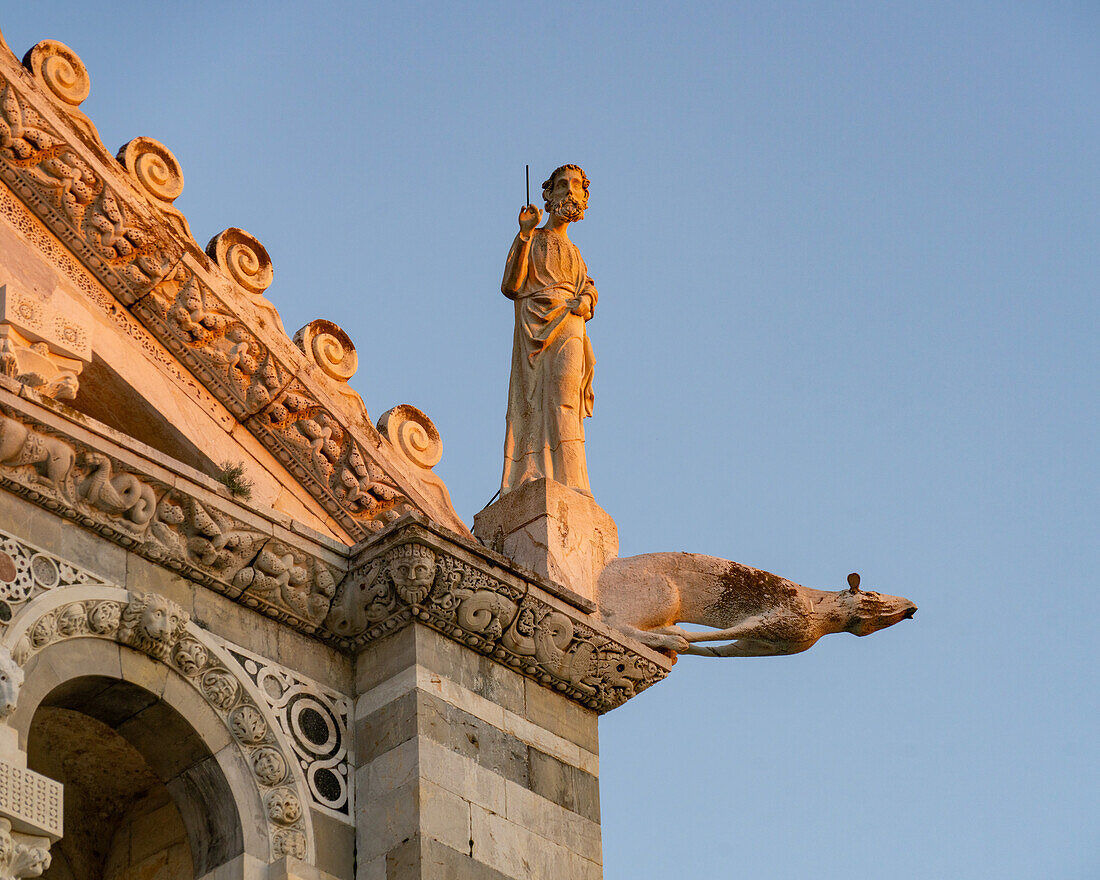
<box><xmin>0</xmin><ymin>30</ymin><xmax>467</xmax><ymax>539</ymax></box>
<box><xmin>328</xmin><ymin>518</ymin><xmax>673</xmax><ymax>713</ymax></box>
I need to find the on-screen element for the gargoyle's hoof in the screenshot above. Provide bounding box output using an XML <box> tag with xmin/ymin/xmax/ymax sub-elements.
<box><xmin>640</xmin><ymin>628</ymin><xmax>690</xmax><ymax>653</ymax></box>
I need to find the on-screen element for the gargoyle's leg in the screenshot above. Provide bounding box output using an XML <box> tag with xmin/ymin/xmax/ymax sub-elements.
<box><xmin>684</xmin><ymin>638</ymin><xmax>811</xmax><ymax>658</ymax></box>
<box><xmin>614</xmin><ymin>624</ymin><xmax>690</xmax><ymax>653</ymax></box>
<box><xmin>680</xmin><ymin>616</ymin><xmax>769</xmax><ymax>643</ymax></box>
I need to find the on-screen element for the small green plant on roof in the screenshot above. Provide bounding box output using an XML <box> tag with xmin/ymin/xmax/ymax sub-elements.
<box><xmin>216</xmin><ymin>460</ymin><xmax>253</xmax><ymax>500</ymax></box>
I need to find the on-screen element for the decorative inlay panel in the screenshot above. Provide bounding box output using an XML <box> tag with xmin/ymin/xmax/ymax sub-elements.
<box><xmin>222</xmin><ymin>641</ymin><xmax>352</xmax><ymax>820</ymax></box>
<box><xmin>0</xmin><ymin>530</ymin><xmax>106</xmax><ymax>629</ymax></box>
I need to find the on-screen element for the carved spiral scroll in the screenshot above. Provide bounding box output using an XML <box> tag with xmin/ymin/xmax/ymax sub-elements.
<box><xmin>206</xmin><ymin>228</ymin><xmax>274</xmax><ymax>295</ymax></box>
<box><xmin>117</xmin><ymin>137</ymin><xmax>184</xmax><ymax>204</ymax></box>
<box><xmin>293</xmin><ymin>320</ymin><xmax>357</xmax><ymax>382</ymax></box>
<box><xmin>378</xmin><ymin>405</ymin><xmax>443</xmax><ymax>470</ymax></box>
<box><xmin>23</xmin><ymin>41</ymin><xmax>91</xmax><ymax>107</ymax></box>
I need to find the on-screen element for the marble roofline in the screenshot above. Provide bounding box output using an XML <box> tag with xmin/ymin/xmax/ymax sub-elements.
<box><xmin>0</xmin><ymin>27</ymin><xmax>467</xmax><ymax>541</ymax></box>
<box><xmin>0</xmin><ymin>382</ymin><xmax>671</xmax><ymax>712</ymax></box>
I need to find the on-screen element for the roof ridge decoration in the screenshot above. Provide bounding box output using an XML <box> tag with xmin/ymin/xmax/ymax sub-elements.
<box><xmin>0</xmin><ymin>28</ymin><xmax>466</xmax><ymax>540</ymax></box>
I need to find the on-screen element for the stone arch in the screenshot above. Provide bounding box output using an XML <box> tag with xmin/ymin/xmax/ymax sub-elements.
<box><xmin>3</xmin><ymin>585</ymin><xmax>316</xmax><ymax>873</ymax></box>
<box><xmin>26</xmin><ymin>666</ymin><xmax>242</xmax><ymax>878</ymax></box>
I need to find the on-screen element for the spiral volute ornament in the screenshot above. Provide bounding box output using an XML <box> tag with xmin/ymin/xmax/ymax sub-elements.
<box><xmin>117</xmin><ymin>137</ymin><xmax>184</xmax><ymax>204</ymax></box>
<box><xmin>24</xmin><ymin>40</ymin><xmax>90</xmax><ymax>107</ymax></box>
<box><xmin>206</xmin><ymin>228</ymin><xmax>274</xmax><ymax>295</ymax></box>
<box><xmin>378</xmin><ymin>405</ymin><xmax>443</xmax><ymax>470</ymax></box>
<box><xmin>293</xmin><ymin>320</ymin><xmax>358</xmax><ymax>382</ymax></box>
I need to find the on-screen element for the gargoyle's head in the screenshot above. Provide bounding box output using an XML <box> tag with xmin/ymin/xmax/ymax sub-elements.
<box><xmin>839</xmin><ymin>573</ymin><xmax>917</xmax><ymax>637</ymax></box>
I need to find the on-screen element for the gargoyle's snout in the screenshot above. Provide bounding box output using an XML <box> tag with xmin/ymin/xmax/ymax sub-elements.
<box><xmin>849</xmin><ymin>594</ymin><xmax>918</xmax><ymax>636</ymax></box>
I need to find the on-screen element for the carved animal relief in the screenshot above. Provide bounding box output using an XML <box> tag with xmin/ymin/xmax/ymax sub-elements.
<box><xmin>0</xmin><ymin>34</ymin><xmax>466</xmax><ymax>545</ymax></box>
<box><xmin>116</xmin><ymin>592</ymin><xmax>189</xmax><ymax>662</ymax></box>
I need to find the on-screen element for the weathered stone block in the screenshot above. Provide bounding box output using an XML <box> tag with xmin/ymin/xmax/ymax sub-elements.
<box><xmin>355</xmin><ymin>691</ymin><xmax>419</xmax><ymax>765</ymax></box>
<box><xmin>386</xmin><ymin>836</ymin><xmax>518</xmax><ymax>880</ymax></box>
<box><xmin>419</xmin><ymin>739</ymin><xmax>507</xmax><ymax>816</ymax></box>
<box><xmin>417</xmin><ymin>692</ymin><xmax>529</xmax><ymax>789</ymax></box>
<box><xmin>527</xmin><ymin>749</ymin><xmax>600</xmax><ymax>823</ymax></box>
<box><xmin>523</xmin><ymin>678</ymin><xmax>599</xmax><ymax>755</ymax></box>
<box><xmin>502</xmin><ymin>778</ymin><xmax>602</xmax><ymax>864</ymax></box>
<box><xmin>309</xmin><ymin>810</ymin><xmax>355</xmax><ymax>880</ymax></box>
<box><xmin>473</xmin><ymin>478</ymin><xmax>617</xmax><ymax>604</ymax></box>
<box><xmin>355</xmin><ymin>627</ymin><xmax>417</xmax><ymax>695</ymax></box>
<box><xmin>420</xmin><ymin>778</ymin><xmax>471</xmax><ymax>855</ymax></box>
<box><xmin>356</xmin><ymin>777</ymin><xmax>419</xmax><ymax>862</ymax></box>
<box><xmin>414</xmin><ymin>627</ymin><xmax>526</xmax><ymax>717</ymax></box>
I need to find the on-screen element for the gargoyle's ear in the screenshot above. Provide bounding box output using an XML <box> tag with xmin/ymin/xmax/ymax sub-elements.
<box><xmin>847</xmin><ymin>572</ymin><xmax>861</xmax><ymax>592</ymax></box>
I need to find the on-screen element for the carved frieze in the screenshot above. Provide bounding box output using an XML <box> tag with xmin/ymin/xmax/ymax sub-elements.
<box><xmin>0</xmin><ymin>401</ymin><xmax>340</xmax><ymax>629</ymax></box>
<box><xmin>0</xmin><ymin>400</ymin><xmax>670</xmax><ymax>712</ymax></box>
<box><xmin>132</xmin><ymin>263</ymin><xmax>292</xmax><ymax>421</ymax></box>
<box><xmin>248</xmin><ymin>379</ymin><xmax>411</xmax><ymax>537</ymax></box>
<box><xmin>328</xmin><ymin>522</ymin><xmax>670</xmax><ymax>713</ymax></box>
<box><xmin>0</xmin><ymin>71</ymin><xmax>179</xmax><ymax>305</ymax></box>
<box><xmin>233</xmin><ymin>539</ymin><xmax>341</xmax><ymax>629</ymax></box>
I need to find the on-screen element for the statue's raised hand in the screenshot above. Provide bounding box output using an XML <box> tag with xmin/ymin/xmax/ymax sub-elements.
<box><xmin>518</xmin><ymin>204</ymin><xmax>542</xmax><ymax>233</ymax></box>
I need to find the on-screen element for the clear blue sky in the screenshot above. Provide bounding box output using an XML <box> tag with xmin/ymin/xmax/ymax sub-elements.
<box><xmin>4</xmin><ymin>3</ymin><xmax>1097</xmax><ymax>877</ymax></box>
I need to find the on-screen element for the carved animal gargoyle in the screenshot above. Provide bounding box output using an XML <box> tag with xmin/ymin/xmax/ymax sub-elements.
<box><xmin>597</xmin><ymin>554</ymin><xmax>916</xmax><ymax>657</ymax></box>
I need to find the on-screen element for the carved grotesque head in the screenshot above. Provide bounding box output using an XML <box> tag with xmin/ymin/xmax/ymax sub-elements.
<box><xmin>388</xmin><ymin>544</ymin><xmax>437</xmax><ymax>604</ymax></box>
<box><xmin>117</xmin><ymin>592</ymin><xmax>190</xmax><ymax>661</ymax></box>
<box><xmin>266</xmin><ymin>789</ymin><xmax>303</xmax><ymax>825</ymax></box>
<box><xmin>56</xmin><ymin>603</ymin><xmax>87</xmax><ymax>637</ymax></box>
<box><xmin>252</xmin><ymin>747</ymin><xmax>288</xmax><ymax>786</ymax></box>
<box><xmin>0</xmin><ymin>646</ymin><xmax>24</xmax><ymax>720</ymax></box>
<box><xmin>201</xmin><ymin>670</ymin><xmax>239</xmax><ymax>710</ymax></box>
<box><xmin>542</xmin><ymin>164</ymin><xmax>589</xmax><ymax>223</ymax></box>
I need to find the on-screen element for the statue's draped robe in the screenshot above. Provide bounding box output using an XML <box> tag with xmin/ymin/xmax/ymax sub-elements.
<box><xmin>502</xmin><ymin>228</ymin><xmax>597</xmax><ymax>495</ymax></box>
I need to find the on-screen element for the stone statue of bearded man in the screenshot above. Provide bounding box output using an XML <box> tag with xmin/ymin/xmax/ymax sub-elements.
<box><xmin>499</xmin><ymin>164</ymin><xmax>597</xmax><ymax>497</ymax></box>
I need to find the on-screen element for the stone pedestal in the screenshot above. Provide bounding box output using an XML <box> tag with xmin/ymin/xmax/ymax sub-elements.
<box><xmin>473</xmin><ymin>479</ymin><xmax>618</xmax><ymax>604</ymax></box>
<box><xmin>354</xmin><ymin>624</ymin><xmax>603</xmax><ymax>880</ymax></box>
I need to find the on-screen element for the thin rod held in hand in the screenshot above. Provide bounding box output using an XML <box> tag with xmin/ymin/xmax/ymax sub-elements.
<box><xmin>526</xmin><ymin>164</ymin><xmax>530</xmax><ymax>206</ymax></box>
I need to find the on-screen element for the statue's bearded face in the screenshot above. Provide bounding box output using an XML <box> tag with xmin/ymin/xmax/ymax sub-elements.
<box><xmin>545</xmin><ymin>167</ymin><xmax>587</xmax><ymax>222</ymax></box>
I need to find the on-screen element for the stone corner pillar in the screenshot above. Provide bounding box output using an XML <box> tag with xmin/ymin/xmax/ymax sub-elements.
<box><xmin>0</xmin><ymin>723</ymin><xmax>62</xmax><ymax>880</ymax></box>
<box><xmin>344</xmin><ymin>519</ymin><xmax>669</xmax><ymax>880</ymax></box>
<box><xmin>472</xmin><ymin>478</ymin><xmax>618</xmax><ymax>604</ymax></box>
<box><xmin>354</xmin><ymin>623</ymin><xmax>605</xmax><ymax>880</ymax></box>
